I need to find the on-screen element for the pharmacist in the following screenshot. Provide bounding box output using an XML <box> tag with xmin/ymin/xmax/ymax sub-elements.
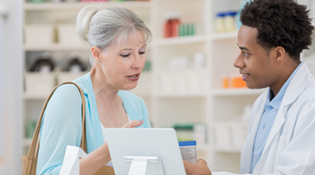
<box><xmin>184</xmin><ymin>0</ymin><xmax>315</xmax><ymax>175</ymax></box>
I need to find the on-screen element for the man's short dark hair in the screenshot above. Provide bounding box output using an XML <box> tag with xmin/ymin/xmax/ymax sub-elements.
<box><xmin>241</xmin><ymin>0</ymin><xmax>314</xmax><ymax>61</ymax></box>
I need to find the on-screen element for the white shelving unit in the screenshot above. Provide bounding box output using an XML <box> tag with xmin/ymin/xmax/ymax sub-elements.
<box><xmin>155</xmin><ymin>35</ymin><xmax>207</xmax><ymax>46</ymax></box>
<box><xmin>23</xmin><ymin>0</ymin><xmax>315</xmax><ymax>173</ymax></box>
<box><xmin>24</xmin><ymin>44</ymin><xmax>90</xmax><ymax>51</ymax></box>
<box><xmin>213</xmin><ymin>88</ymin><xmax>266</xmax><ymax>96</ymax></box>
<box><xmin>211</xmin><ymin>31</ymin><xmax>238</xmax><ymax>40</ymax></box>
<box><xmin>24</xmin><ymin>1</ymin><xmax>151</xmax><ymax>10</ymax></box>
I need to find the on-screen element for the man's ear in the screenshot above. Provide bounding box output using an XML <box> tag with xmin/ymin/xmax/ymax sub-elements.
<box><xmin>274</xmin><ymin>46</ymin><xmax>285</xmax><ymax>61</ymax></box>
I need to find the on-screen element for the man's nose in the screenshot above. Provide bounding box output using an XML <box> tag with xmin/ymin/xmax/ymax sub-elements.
<box><xmin>233</xmin><ymin>53</ymin><xmax>245</xmax><ymax>68</ymax></box>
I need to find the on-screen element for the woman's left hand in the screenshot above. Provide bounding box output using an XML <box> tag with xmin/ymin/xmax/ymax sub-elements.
<box><xmin>122</xmin><ymin>120</ymin><xmax>144</xmax><ymax>128</ymax></box>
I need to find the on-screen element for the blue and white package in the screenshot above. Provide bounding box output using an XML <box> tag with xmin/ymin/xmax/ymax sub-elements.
<box><xmin>178</xmin><ymin>140</ymin><xmax>197</xmax><ymax>163</ymax></box>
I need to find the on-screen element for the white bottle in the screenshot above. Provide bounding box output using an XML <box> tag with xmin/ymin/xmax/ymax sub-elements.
<box><xmin>224</xmin><ymin>11</ymin><xmax>237</xmax><ymax>32</ymax></box>
<box><xmin>215</xmin><ymin>12</ymin><xmax>226</xmax><ymax>33</ymax></box>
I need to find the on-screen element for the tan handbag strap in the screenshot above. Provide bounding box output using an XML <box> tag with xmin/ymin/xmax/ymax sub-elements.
<box><xmin>26</xmin><ymin>81</ymin><xmax>88</xmax><ymax>160</ymax></box>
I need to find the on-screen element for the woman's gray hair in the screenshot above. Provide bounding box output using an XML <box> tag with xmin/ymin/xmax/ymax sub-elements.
<box><xmin>76</xmin><ymin>4</ymin><xmax>152</xmax><ymax>65</ymax></box>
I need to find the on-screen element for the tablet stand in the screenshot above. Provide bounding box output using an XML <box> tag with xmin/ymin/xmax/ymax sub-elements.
<box><xmin>124</xmin><ymin>156</ymin><xmax>164</xmax><ymax>175</ymax></box>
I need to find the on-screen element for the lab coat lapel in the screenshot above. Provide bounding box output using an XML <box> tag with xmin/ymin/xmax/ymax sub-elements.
<box><xmin>263</xmin><ymin>64</ymin><xmax>310</xmax><ymax>152</ymax></box>
<box><xmin>240</xmin><ymin>91</ymin><xmax>267</xmax><ymax>173</ymax></box>
<box><xmin>255</xmin><ymin>64</ymin><xmax>311</xmax><ymax>172</ymax></box>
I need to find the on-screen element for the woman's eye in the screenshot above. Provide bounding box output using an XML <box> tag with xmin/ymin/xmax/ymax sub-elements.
<box><xmin>121</xmin><ymin>53</ymin><xmax>130</xmax><ymax>58</ymax></box>
<box><xmin>139</xmin><ymin>51</ymin><xmax>145</xmax><ymax>55</ymax></box>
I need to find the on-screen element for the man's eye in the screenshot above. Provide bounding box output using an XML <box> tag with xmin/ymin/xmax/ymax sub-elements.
<box><xmin>243</xmin><ymin>51</ymin><xmax>248</xmax><ymax>56</ymax></box>
<box><xmin>121</xmin><ymin>54</ymin><xmax>130</xmax><ymax>57</ymax></box>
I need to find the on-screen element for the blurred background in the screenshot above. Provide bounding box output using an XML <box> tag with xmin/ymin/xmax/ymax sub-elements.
<box><xmin>0</xmin><ymin>0</ymin><xmax>315</xmax><ymax>174</ymax></box>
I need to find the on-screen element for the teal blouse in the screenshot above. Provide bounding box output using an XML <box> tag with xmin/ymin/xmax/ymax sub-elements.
<box><xmin>36</xmin><ymin>73</ymin><xmax>151</xmax><ymax>175</ymax></box>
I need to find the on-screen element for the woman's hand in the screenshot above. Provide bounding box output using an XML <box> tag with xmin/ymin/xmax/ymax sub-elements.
<box><xmin>183</xmin><ymin>159</ymin><xmax>212</xmax><ymax>175</ymax></box>
<box><xmin>122</xmin><ymin>120</ymin><xmax>144</xmax><ymax>128</ymax></box>
<box><xmin>80</xmin><ymin>120</ymin><xmax>144</xmax><ymax>175</ymax></box>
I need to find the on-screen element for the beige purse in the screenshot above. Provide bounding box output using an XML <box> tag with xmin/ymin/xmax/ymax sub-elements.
<box><xmin>22</xmin><ymin>82</ymin><xmax>115</xmax><ymax>175</ymax></box>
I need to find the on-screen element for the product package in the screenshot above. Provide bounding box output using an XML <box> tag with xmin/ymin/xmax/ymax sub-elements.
<box><xmin>178</xmin><ymin>140</ymin><xmax>197</xmax><ymax>163</ymax></box>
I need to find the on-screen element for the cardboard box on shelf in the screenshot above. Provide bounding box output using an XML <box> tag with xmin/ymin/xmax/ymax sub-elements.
<box><xmin>24</xmin><ymin>25</ymin><xmax>54</xmax><ymax>45</ymax></box>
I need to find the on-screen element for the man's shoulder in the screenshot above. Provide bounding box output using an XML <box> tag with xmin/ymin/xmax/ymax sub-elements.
<box><xmin>297</xmin><ymin>75</ymin><xmax>315</xmax><ymax>101</ymax></box>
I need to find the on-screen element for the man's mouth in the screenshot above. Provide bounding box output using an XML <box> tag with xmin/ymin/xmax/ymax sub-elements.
<box><xmin>241</xmin><ymin>73</ymin><xmax>250</xmax><ymax>80</ymax></box>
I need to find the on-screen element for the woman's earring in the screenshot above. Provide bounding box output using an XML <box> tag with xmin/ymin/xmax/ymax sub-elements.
<box><xmin>97</xmin><ymin>61</ymin><xmax>100</xmax><ymax>64</ymax></box>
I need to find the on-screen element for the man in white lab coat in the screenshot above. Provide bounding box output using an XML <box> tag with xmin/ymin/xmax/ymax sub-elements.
<box><xmin>184</xmin><ymin>0</ymin><xmax>315</xmax><ymax>175</ymax></box>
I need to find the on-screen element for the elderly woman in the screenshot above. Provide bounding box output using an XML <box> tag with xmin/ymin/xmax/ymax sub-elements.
<box><xmin>36</xmin><ymin>5</ymin><xmax>152</xmax><ymax>175</ymax></box>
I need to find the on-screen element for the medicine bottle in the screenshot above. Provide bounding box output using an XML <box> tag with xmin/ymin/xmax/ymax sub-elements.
<box><xmin>163</xmin><ymin>13</ymin><xmax>172</xmax><ymax>38</ymax></box>
<box><xmin>215</xmin><ymin>12</ymin><xmax>226</xmax><ymax>33</ymax></box>
<box><xmin>171</xmin><ymin>12</ymin><xmax>181</xmax><ymax>37</ymax></box>
<box><xmin>224</xmin><ymin>11</ymin><xmax>237</xmax><ymax>32</ymax></box>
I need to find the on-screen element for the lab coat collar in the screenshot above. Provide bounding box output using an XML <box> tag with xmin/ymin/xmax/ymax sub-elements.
<box><xmin>254</xmin><ymin>63</ymin><xmax>312</xmax><ymax>173</ymax></box>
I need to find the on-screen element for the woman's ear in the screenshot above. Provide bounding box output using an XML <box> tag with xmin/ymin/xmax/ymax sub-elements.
<box><xmin>91</xmin><ymin>46</ymin><xmax>102</xmax><ymax>63</ymax></box>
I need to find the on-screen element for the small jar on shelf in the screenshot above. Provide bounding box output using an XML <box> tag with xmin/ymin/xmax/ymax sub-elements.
<box><xmin>221</xmin><ymin>74</ymin><xmax>247</xmax><ymax>88</ymax></box>
<box><xmin>215</xmin><ymin>11</ymin><xmax>238</xmax><ymax>33</ymax></box>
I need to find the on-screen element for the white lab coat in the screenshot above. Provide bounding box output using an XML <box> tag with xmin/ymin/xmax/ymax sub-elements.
<box><xmin>213</xmin><ymin>63</ymin><xmax>315</xmax><ymax>175</ymax></box>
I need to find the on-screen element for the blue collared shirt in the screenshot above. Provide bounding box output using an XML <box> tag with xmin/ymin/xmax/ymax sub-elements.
<box><xmin>251</xmin><ymin>62</ymin><xmax>303</xmax><ymax>172</ymax></box>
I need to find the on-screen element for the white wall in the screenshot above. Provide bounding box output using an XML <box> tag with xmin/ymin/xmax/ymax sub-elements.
<box><xmin>0</xmin><ymin>0</ymin><xmax>24</xmax><ymax>174</ymax></box>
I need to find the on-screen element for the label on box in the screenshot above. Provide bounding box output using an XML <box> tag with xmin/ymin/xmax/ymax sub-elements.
<box><xmin>178</xmin><ymin>140</ymin><xmax>197</xmax><ymax>163</ymax></box>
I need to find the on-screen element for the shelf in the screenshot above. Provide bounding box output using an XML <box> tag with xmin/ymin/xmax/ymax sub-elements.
<box><xmin>211</xmin><ymin>31</ymin><xmax>238</xmax><ymax>41</ymax></box>
<box><xmin>24</xmin><ymin>92</ymin><xmax>50</xmax><ymax>100</ymax></box>
<box><xmin>156</xmin><ymin>92</ymin><xmax>208</xmax><ymax>98</ymax></box>
<box><xmin>155</xmin><ymin>35</ymin><xmax>207</xmax><ymax>46</ymax></box>
<box><xmin>24</xmin><ymin>1</ymin><xmax>151</xmax><ymax>11</ymax></box>
<box><xmin>212</xmin><ymin>88</ymin><xmax>266</xmax><ymax>96</ymax></box>
<box><xmin>24</xmin><ymin>44</ymin><xmax>90</xmax><ymax>51</ymax></box>
<box><xmin>212</xmin><ymin>146</ymin><xmax>242</xmax><ymax>153</ymax></box>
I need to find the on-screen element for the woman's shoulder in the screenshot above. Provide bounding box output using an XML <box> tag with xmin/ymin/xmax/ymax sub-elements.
<box><xmin>53</xmin><ymin>83</ymin><xmax>82</xmax><ymax>98</ymax></box>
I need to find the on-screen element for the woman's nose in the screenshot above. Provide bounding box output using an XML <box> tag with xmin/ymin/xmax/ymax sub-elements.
<box><xmin>133</xmin><ymin>54</ymin><xmax>145</xmax><ymax>69</ymax></box>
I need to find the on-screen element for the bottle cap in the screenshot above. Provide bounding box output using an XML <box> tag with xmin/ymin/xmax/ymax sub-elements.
<box><xmin>216</xmin><ymin>12</ymin><xmax>225</xmax><ymax>17</ymax></box>
<box><xmin>226</xmin><ymin>11</ymin><xmax>238</xmax><ymax>17</ymax></box>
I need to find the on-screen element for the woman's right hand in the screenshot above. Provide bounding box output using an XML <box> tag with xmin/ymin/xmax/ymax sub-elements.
<box><xmin>122</xmin><ymin>120</ymin><xmax>144</xmax><ymax>128</ymax></box>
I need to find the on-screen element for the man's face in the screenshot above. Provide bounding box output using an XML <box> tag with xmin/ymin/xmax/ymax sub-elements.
<box><xmin>234</xmin><ymin>25</ymin><xmax>278</xmax><ymax>89</ymax></box>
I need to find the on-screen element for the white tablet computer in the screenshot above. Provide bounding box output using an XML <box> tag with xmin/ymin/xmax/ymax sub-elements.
<box><xmin>105</xmin><ymin>128</ymin><xmax>186</xmax><ymax>175</ymax></box>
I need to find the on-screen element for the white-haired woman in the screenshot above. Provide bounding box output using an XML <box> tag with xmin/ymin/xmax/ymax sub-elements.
<box><xmin>36</xmin><ymin>5</ymin><xmax>152</xmax><ymax>175</ymax></box>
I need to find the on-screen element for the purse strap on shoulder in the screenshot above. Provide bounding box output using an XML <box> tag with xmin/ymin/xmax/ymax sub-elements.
<box><xmin>26</xmin><ymin>81</ymin><xmax>87</xmax><ymax>160</ymax></box>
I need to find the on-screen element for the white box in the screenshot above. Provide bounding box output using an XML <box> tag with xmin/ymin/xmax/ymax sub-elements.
<box><xmin>187</xmin><ymin>70</ymin><xmax>200</xmax><ymax>92</ymax></box>
<box><xmin>213</xmin><ymin>122</ymin><xmax>231</xmax><ymax>147</ymax></box>
<box><xmin>58</xmin><ymin>24</ymin><xmax>83</xmax><ymax>46</ymax></box>
<box><xmin>24</xmin><ymin>25</ymin><xmax>54</xmax><ymax>45</ymax></box>
<box><xmin>160</xmin><ymin>72</ymin><xmax>174</xmax><ymax>92</ymax></box>
<box><xmin>173</xmin><ymin>71</ymin><xmax>186</xmax><ymax>93</ymax></box>
<box><xmin>25</xmin><ymin>72</ymin><xmax>55</xmax><ymax>94</ymax></box>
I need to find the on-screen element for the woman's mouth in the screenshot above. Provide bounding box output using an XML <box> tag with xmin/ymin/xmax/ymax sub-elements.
<box><xmin>127</xmin><ymin>74</ymin><xmax>140</xmax><ymax>81</ymax></box>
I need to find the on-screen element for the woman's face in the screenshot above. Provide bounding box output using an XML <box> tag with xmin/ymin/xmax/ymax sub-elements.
<box><xmin>97</xmin><ymin>31</ymin><xmax>147</xmax><ymax>90</ymax></box>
